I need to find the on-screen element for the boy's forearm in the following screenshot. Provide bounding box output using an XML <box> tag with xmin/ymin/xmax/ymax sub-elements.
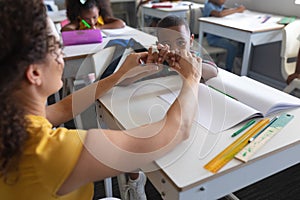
<box><xmin>212</xmin><ymin>8</ymin><xmax>240</xmax><ymax>17</ymax></box>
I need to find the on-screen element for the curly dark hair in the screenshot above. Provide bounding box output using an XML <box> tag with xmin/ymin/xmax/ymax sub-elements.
<box><xmin>157</xmin><ymin>15</ymin><xmax>190</xmax><ymax>34</ymax></box>
<box><xmin>66</xmin><ymin>0</ymin><xmax>101</xmax><ymax>22</ymax></box>
<box><xmin>0</xmin><ymin>0</ymin><xmax>55</xmax><ymax>182</ymax></box>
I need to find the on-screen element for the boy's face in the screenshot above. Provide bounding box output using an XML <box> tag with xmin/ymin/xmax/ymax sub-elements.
<box><xmin>157</xmin><ymin>25</ymin><xmax>193</xmax><ymax>51</ymax></box>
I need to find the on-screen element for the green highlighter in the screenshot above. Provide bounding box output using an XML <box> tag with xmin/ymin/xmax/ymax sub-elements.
<box><xmin>81</xmin><ymin>19</ymin><xmax>91</xmax><ymax>29</ymax></box>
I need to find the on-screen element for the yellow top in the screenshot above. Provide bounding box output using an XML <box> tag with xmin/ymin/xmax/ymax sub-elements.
<box><xmin>79</xmin><ymin>16</ymin><xmax>104</xmax><ymax>30</ymax></box>
<box><xmin>0</xmin><ymin>115</ymin><xmax>93</xmax><ymax>200</ymax></box>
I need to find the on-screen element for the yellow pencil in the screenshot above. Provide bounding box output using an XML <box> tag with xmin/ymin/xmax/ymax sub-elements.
<box><xmin>204</xmin><ymin>118</ymin><xmax>270</xmax><ymax>173</ymax></box>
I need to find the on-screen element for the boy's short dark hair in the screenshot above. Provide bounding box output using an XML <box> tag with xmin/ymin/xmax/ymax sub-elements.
<box><xmin>157</xmin><ymin>15</ymin><xmax>190</xmax><ymax>34</ymax></box>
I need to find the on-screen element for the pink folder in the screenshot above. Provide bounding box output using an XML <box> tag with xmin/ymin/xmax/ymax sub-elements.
<box><xmin>62</xmin><ymin>29</ymin><xmax>103</xmax><ymax>46</ymax></box>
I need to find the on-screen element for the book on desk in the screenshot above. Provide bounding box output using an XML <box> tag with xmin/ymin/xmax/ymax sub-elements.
<box><xmin>160</xmin><ymin>74</ymin><xmax>300</xmax><ymax>133</ymax></box>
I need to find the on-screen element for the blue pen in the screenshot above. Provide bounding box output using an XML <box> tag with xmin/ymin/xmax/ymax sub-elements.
<box><xmin>248</xmin><ymin>116</ymin><xmax>279</xmax><ymax>143</ymax></box>
<box><xmin>261</xmin><ymin>15</ymin><xmax>271</xmax><ymax>23</ymax></box>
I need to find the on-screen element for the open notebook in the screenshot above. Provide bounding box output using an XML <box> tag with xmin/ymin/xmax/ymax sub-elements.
<box><xmin>61</xmin><ymin>29</ymin><xmax>103</xmax><ymax>46</ymax></box>
<box><xmin>160</xmin><ymin>74</ymin><xmax>300</xmax><ymax>133</ymax></box>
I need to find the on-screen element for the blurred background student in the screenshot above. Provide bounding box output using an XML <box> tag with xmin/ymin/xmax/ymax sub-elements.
<box><xmin>61</xmin><ymin>0</ymin><xmax>125</xmax><ymax>32</ymax></box>
<box><xmin>203</xmin><ymin>0</ymin><xmax>245</xmax><ymax>73</ymax></box>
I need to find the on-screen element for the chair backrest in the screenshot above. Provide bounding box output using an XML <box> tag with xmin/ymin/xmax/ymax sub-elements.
<box><xmin>281</xmin><ymin>20</ymin><xmax>300</xmax><ymax>80</ymax></box>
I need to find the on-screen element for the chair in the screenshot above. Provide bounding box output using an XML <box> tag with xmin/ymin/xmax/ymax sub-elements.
<box><xmin>280</xmin><ymin>20</ymin><xmax>300</xmax><ymax>93</ymax></box>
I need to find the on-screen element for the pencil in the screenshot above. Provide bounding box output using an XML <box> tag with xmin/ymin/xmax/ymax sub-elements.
<box><xmin>248</xmin><ymin>116</ymin><xmax>279</xmax><ymax>143</ymax></box>
<box><xmin>231</xmin><ymin>119</ymin><xmax>256</xmax><ymax>137</ymax></box>
<box><xmin>208</xmin><ymin>85</ymin><xmax>238</xmax><ymax>101</ymax></box>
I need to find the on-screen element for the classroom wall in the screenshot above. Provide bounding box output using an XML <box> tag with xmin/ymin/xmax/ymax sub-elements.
<box><xmin>54</xmin><ymin>0</ymin><xmax>65</xmax><ymax>10</ymax></box>
<box><xmin>225</xmin><ymin>0</ymin><xmax>300</xmax><ymax>18</ymax></box>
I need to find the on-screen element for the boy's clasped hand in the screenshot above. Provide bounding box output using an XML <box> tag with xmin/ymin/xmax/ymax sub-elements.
<box><xmin>116</xmin><ymin>43</ymin><xmax>202</xmax><ymax>86</ymax></box>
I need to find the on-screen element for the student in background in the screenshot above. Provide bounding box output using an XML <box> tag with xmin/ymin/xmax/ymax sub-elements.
<box><xmin>0</xmin><ymin>1</ymin><xmax>202</xmax><ymax>200</ymax></box>
<box><xmin>203</xmin><ymin>0</ymin><xmax>245</xmax><ymax>72</ymax></box>
<box><xmin>157</xmin><ymin>15</ymin><xmax>218</xmax><ymax>82</ymax></box>
<box><xmin>61</xmin><ymin>0</ymin><xmax>125</xmax><ymax>32</ymax></box>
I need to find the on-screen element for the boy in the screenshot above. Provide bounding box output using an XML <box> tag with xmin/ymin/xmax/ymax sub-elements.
<box><xmin>156</xmin><ymin>15</ymin><xmax>218</xmax><ymax>82</ymax></box>
<box><xmin>203</xmin><ymin>0</ymin><xmax>245</xmax><ymax>72</ymax></box>
<box><xmin>120</xmin><ymin>16</ymin><xmax>217</xmax><ymax>200</ymax></box>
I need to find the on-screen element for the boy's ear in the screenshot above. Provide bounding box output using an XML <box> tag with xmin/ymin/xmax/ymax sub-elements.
<box><xmin>25</xmin><ymin>64</ymin><xmax>42</xmax><ymax>86</ymax></box>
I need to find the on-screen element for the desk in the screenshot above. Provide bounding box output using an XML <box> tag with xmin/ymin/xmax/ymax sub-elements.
<box><xmin>97</xmin><ymin>69</ymin><xmax>300</xmax><ymax>199</ymax></box>
<box><xmin>198</xmin><ymin>10</ymin><xmax>284</xmax><ymax>76</ymax></box>
<box><xmin>141</xmin><ymin>1</ymin><xmax>203</xmax><ymax>34</ymax></box>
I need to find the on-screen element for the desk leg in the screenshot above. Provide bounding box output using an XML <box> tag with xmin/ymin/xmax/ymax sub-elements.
<box><xmin>225</xmin><ymin>193</ymin><xmax>240</xmax><ymax>200</ymax></box>
<box><xmin>240</xmin><ymin>39</ymin><xmax>252</xmax><ymax>76</ymax></box>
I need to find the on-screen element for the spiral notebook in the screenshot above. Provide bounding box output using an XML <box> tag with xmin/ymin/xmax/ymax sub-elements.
<box><xmin>61</xmin><ymin>29</ymin><xmax>103</xmax><ymax>46</ymax></box>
